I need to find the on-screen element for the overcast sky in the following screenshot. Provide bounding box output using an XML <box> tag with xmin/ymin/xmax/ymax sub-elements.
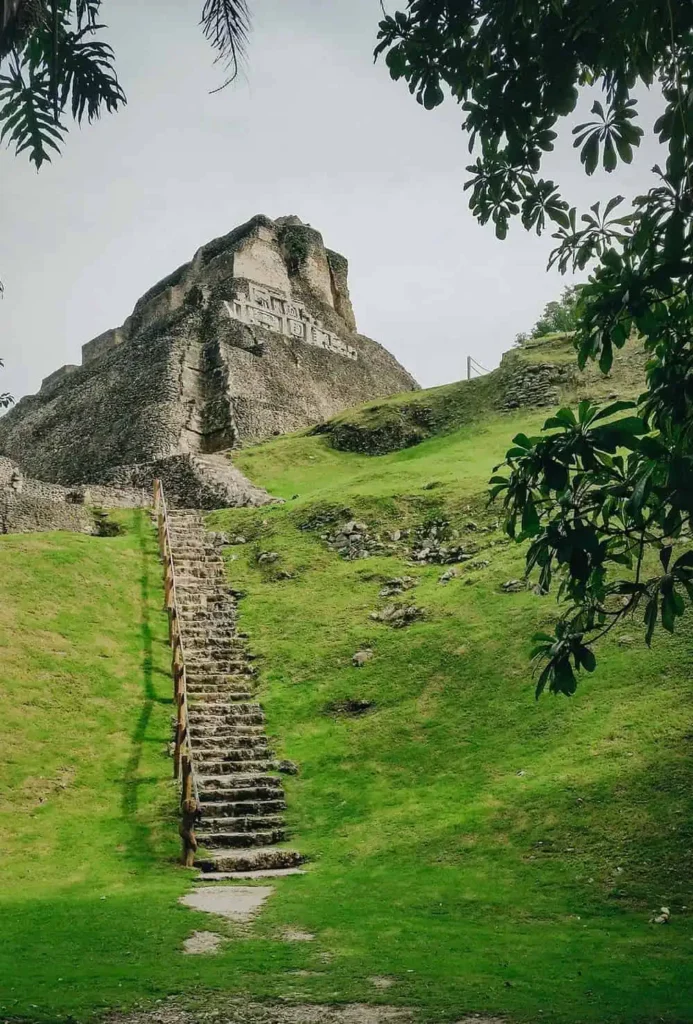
<box><xmin>0</xmin><ymin>0</ymin><xmax>665</xmax><ymax>402</ymax></box>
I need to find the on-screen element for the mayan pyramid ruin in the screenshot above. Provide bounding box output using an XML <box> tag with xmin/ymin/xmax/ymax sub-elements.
<box><xmin>0</xmin><ymin>215</ymin><xmax>417</xmax><ymax>508</ymax></box>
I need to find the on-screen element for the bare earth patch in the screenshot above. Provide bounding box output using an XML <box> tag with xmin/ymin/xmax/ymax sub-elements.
<box><xmin>283</xmin><ymin>928</ymin><xmax>316</xmax><ymax>941</ymax></box>
<box><xmin>107</xmin><ymin>1001</ymin><xmax>415</xmax><ymax>1024</ymax></box>
<box><xmin>179</xmin><ymin>886</ymin><xmax>273</xmax><ymax>922</ymax></box>
<box><xmin>368</xmin><ymin>976</ymin><xmax>395</xmax><ymax>989</ymax></box>
<box><xmin>182</xmin><ymin>931</ymin><xmax>224</xmax><ymax>955</ymax></box>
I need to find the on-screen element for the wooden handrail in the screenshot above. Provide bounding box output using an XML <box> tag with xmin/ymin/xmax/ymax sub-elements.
<box><xmin>153</xmin><ymin>479</ymin><xmax>201</xmax><ymax>867</ymax></box>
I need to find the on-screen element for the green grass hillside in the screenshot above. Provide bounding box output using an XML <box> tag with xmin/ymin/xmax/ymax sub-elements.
<box><xmin>1</xmin><ymin>376</ymin><xmax>691</xmax><ymax>1022</ymax></box>
<box><xmin>210</xmin><ymin>394</ymin><xmax>693</xmax><ymax>1022</ymax></box>
<box><xmin>317</xmin><ymin>333</ymin><xmax>646</xmax><ymax>454</ymax></box>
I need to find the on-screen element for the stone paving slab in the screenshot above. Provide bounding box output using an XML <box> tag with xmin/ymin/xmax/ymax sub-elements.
<box><xmin>197</xmin><ymin>868</ymin><xmax>306</xmax><ymax>880</ymax></box>
<box><xmin>179</xmin><ymin>884</ymin><xmax>273</xmax><ymax>921</ymax></box>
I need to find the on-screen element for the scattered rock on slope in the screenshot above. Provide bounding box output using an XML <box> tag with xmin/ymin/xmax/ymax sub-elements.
<box><xmin>370</xmin><ymin>604</ymin><xmax>424</xmax><ymax>628</ymax></box>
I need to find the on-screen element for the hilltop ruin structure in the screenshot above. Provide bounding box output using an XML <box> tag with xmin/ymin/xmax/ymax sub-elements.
<box><xmin>0</xmin><ymin>215</ymin><xmax>417</xmax><ymax>509</ymax></box>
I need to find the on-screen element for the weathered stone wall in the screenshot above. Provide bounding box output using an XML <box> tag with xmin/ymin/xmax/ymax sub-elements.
<box><xmin>103</xmin><ymin>453</ymin><xmax>274</xmax><ymax>511</ymax></box>
<box><xmin>0</xmin><ymin>215</ymin><xmax>417</xmax><ymax>490</ymax></box>
<box><xmin>0</xmin><ymin>456</ymin><xmax>149</xmax><ymax>535</ymax></box>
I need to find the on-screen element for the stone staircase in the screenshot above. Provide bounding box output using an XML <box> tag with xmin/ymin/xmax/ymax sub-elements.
<box><xmin>166</xmin><ymin>509</ymin><xmax>303</xmax><ymax>878</ymax></box>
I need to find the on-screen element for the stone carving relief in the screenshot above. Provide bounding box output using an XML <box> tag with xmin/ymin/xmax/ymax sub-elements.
<box><xmin>224</xmin><ymin>284</ymin><xmax>358</xmax><ymax>361</ymax></box>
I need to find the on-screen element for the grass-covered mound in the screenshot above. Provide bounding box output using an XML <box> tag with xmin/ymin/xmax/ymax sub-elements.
<box><xmin>317</xmin><ymin>334</ymin><xmax>646</xmax><ymax>455</ymax></box>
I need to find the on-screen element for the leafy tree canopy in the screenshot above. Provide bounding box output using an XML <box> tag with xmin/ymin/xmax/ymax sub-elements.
<box><xmin>377</xmin><ymin>1</ymin><xmax>693</xmax><ymax>695</ymax></box>
<box><xmin>0</xmin><ymin>0</ymin><xmax>249</xmax><ymax>168</ymax></box>
<box><xmin>530</xmin><ymin>285</ymin><xmax>581</xmax><ymax>338</ymax></box>
<box><xmin>515</xmin><ymin>285</ymin><xmax>582</xmax><ymax>346</ymax></box>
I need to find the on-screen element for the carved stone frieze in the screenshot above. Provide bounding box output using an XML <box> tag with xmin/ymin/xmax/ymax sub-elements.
<box><xmin>225</xmin><ymin>284</ymin><xmax>358</xmax><ymax>361</ymax></box>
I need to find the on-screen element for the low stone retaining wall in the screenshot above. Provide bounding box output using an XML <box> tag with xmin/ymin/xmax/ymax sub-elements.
<box><xmin>0</xmin><ymin>456</ymin><xmax>149</xmax><ymax>535</ymax></box>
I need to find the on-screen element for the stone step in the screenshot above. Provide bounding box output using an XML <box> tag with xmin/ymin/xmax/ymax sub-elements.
<box><xmin>185</xmin><ymin>664</ymin><xmax>253</xmax><ymax>678</ymax></box>
<box><xmin>192</xmin><ymin>731</ymin><xmax>266</xmax><ymax>751</ymax></box>
<box><xmin>188</xmin><ymin>691</ymin><xmax>254</xmax><ymax>704</ymax></box>
<box><xmin>197</xmin><ymin>868</ymin><xmax>306</xmax><ymax>880</ymax></box>
<box><xmin>195</xmin><ymin>847</ymin><xmax>304</xmax><ymax>873</ymax></box>
<box><xmin>186</xmin><ymin>675</ymin><xmax>253</xmax><ymax>688</ymax></box>
<box><xmin>183</xmin><ymin>624</ymin><xmax>242</xmax><ymax>633</ymax></box>
<box><xmin>197</xmin><ymin>778</ymin><xmax>283</xmax><ymax>800</ymax></box>
<box><xmin>197</xmin><ymin>814</ymin><xmax>285</xmax><ymax>833</ymax></box>
<box><xmin>189</xmin><ymin>723</ymin><xmax>265</xmax><ymax>739</ymax></box>
<box><xmin>180</xmin><ymin>616</ymin><xmax>237</xmax><ymax>627</ymax></box>
<box><xmin>183</xmin><ymin>638</ymin><xmax>248</xmax><ymax>651</ymax></box>
<box><xmin>189</xmin><ymin>711</ymin><xmax>266</xmax><ymax>727</ymax></box>
<box><xmin>195</xmin><ymin>828</ymin><xmax>286</xmax><ymax>848</ymax></box>
<box><xmin>195</xmin><ymin>758</ymin><xmax>273</xmax><ymax>774</ymax></box>
<box><xmin>187</xmin><ymin>700</ymin><xmax>262</xmax><ymax>716</ymax></box>
<box><xmin>198</xmin><ymin>798</ymin><xmax>286</xmax><ymax>816</ymax></box>
<box><xmin>195</xmin><ymin>733</ymin><xmax>268</xmax><ymax>749</ymax></box>
<box><xmin>187</xmin><ymin>690</ymin><xmax>255</xmax><ymax>702</ymax></box>
<box><xmin>174</xmin><ymin>561</ymin><xmax>225</xmax><ymax>572</ymax></box>
<box><xmin>186</xmin><ymin>670</ymin><xmax>252</xmax><ymax>684</ymax></box>
<box><xmin>196</xmin><ymin>736</ymin><xmax>270</xmax><ymax>754</ymax></box>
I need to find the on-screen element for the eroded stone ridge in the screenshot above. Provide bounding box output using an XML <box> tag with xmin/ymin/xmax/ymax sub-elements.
<box><xmin>0</xmin><ymin>215</ymin><xmax>417</xmax><ymax>498</ymax></box>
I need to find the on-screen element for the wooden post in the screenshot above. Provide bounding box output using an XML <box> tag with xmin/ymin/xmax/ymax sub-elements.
<box><xmin>173</xmin><ymin>663</ymin><xmax>185</xmax><ymax>779</ymax></box>
<box><xmin>179</xmin><ymin>756</ymin><xmax>198</xmax><ymax>867</ymax></box>
<box><xmin>157</xmin><ymin>477</ymin><xmax>200</xmax><ymax>869</ymax></box>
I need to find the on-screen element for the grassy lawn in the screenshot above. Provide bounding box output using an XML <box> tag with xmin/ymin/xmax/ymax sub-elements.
<box><xmin>1</xmin><ymin>414</ymin><xmax>692</xmax><ymax>1022</ymax></box>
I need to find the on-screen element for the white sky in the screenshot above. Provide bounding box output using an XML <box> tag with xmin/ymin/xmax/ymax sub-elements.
<box><xmin>0</xmin><ymin>0</ymin><xmax>665</xmax><ymax>402</ymax></box>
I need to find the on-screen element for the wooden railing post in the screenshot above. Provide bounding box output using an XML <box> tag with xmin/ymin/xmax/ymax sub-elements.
<box><xmin>179</xmin><ymin>756</ymin><xmax>198</xmax><ymax>868</ymax></box>
<box><xmin>155</xmin><ymin>477</ymin><xmax>202</xmax><ymax>867</ymax></box>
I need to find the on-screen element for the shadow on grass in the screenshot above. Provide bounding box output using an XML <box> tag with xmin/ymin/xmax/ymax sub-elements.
<box><xmin>120</xmin><ymin>510</ymin><xmax>173</xmax><ymax>865</ymax></box>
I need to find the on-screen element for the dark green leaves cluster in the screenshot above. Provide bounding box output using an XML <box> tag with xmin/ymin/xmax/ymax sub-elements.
<box><xmin>490</xmin><ymin>396</ymin><xmax>693</xmax><ymax>696</ymax></box>
<box><xmin>525</xmin><ymin>286</ymin><xmax>581</xmax><ymax>339</ymax></box>
<box><xmin>0</xmin><ymin>357</ymin><xmax>13</xmax><ymax>409</ymax></box>
<box><xmin>0</xmin><ymin>0</ymin><xmax>124</xmax><ymax>168</ymax></box>
<box><xmin>573</xmin><ymin>98</ymin><xmax>643</xmax><ymax>175</ymax></box>
<box><xmin>377</xmin><ymin>0</ymin><xmax>693</xmax><ymax>696</ymax></box>
<box><xmin>0</xmin><ymin>0</ymin><xmax>251</xmax><ymax>168</ymax></box>
<box><xmin>200</xmin><ymin>0</ymin><xmax>250</xmax><ymax>91</ymax></box>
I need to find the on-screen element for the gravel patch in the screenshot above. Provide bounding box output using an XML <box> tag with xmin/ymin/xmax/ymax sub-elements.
<box><xmin>182</xmin><ymin>931</ymin><xmax>224</xmax><ymax>955</ymax></box>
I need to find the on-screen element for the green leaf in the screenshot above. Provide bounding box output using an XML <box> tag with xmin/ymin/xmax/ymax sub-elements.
<box><xmin>673</xmin><ymin>551</ymin><xmax>693</xmax><ymax>571</ymax></box>
<box><xmin>661</xmin><ymin>589</ymin><xmax>676</xmax><ymax>633</ymax></box>
<box><xmin>578</xmin><ymin>646</ymin><xmax>596</xmax><ymax>672</ymax></box>
<box><xmin>603</xmin><ymin>134</ymin><xmax>617</xmax><ymax>172</ymax></box>
<box><xmin>644</xmin><ymin>596</ymin><xmax>658</xmax><ymax>645</ymax></box>
<box><xmin>554</xmin><ymin>657</ymin><xmax>577</xmax><ymax>696</ymax></box>
<box><xmin>581</xmin><ymin>134</ymin><xmax>599</xmax><ymax>175</ymax></box>
<box><xmin>535</xmin><ymin>663</ymin><xmax>552</xmax><ymax>699</ymax></box>
<box><xmin>522</xmin><ymin>496</ymin><xmax>541</xmax><ymax>537</ymax></box>
<box><xmin>590</xmin><ymin>400</ymin><xmax>637</xmax><ymax>424</ymax></box>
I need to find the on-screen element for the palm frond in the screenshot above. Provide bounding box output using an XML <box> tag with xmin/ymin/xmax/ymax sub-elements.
<box><xmin>200</xmin><ymin>0</ymin><xmax>250</xmax><ymax>90</ymax></box>
<box><xmin>0</xmin><ymin>357</ymin><xmax>13</xmax><ymax>408</ymax></box>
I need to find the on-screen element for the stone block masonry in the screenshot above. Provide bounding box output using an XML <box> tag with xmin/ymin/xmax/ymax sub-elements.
<box><xmin>0</xmin><ymin>455</ymin><xmax>149</xmax><ymax>535</ymax></box>
<box><xmin>0</xmin><ymin>215</ymin><xmax>417</xmax><ymax>506</ymax></box>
